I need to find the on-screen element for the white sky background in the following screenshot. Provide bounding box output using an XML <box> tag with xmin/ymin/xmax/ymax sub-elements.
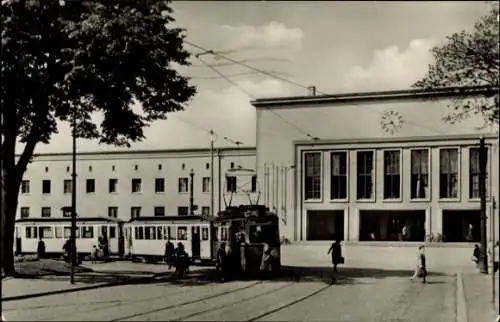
<box><xmin>23</xmin><ymin>1</ymin><xmax>493</xmax><ymax>154</ymax></box>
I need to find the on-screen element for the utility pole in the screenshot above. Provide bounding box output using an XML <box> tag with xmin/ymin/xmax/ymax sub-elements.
<box><xmin>70</xmin><ymin>106</ymin><xmax>77</xmax><ymax>284</ymax></box>
<box><xmin>209</xmin><ymin>130</ymin><xmax>215</xmax><ymax>216</ymax></box>
<box><xmin>189</xmin><ymin>169</ymin><xmax>195</xmax><ymax>215</ymax></box>
<box><xmin>492</xmin><ymin>197</ymin><xmax>497</xmax><ymax>308</ymax></box>
<box><xmin>218</xmin><ymin>150</ymin><xmax>222</xmax><ymax>213</ymax></box>
<box><xmin>479</xmin><ymin>136</ymin><xmax>488</xmax><ymax>274</ymax></box>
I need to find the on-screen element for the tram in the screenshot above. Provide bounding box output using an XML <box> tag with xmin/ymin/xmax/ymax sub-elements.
<box><xmin>125</xmin><ymin>215</ymin><xmax>212</xmax><ymax>263</ymax></box>
<box><xmin>212</xmin><ymin>205</ymin><xmax>281</xmax><ymax>277</ymax></box>
<box><xmin>15</xmin><ymin>217</ymin><xmax>125</xmax><ymax>259</ymax></box>
<box><xmin>211</xmin><ymin>165</ymin><xmax>281</xmax><ymax>277</ymax></box>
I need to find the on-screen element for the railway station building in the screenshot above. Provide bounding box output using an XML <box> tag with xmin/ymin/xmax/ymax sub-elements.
<box><xmin>252</xmin><ymin>86</ymin><xmax>499</xmax><ymax>244</ymax></box>
<box><xmin>16</xmin><ymin>146</ymin><xmax>256</xmax><ymax>223</ymax></box>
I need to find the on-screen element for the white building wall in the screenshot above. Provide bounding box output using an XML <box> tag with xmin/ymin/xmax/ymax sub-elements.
<box><xmin>16</xmin><ymin>147</ymin><xmax>256</xmax><ymax>221</ymax></box>
<box><xmin>254</xmin><ymin>91</ymin><xmax>499</xmax><ymax>242</ymax></box>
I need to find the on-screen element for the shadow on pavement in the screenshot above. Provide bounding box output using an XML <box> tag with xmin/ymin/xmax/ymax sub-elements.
<box><xmin>5</xmin><ymin>264</ymin><xmax>452</xmax><ymax>300</ymax></box>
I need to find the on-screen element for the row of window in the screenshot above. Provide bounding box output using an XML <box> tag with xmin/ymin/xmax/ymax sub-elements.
<box><xmin>134</xmin><ymin>226</ymin><xmax>209</xmax><ymax>241</ymax></box>
<box><xmin>21</xmin><ymin>175</ymin><xmax>257</xmax><ymax>195</ymax></box>
<box><xmin>40</xmin><ymin>161</ymin><xmax>228</xmax><ymax>173</ymax></box>
<box><xmin>304</xmin><ymin>147</ymin><xmax>489</xmax><ymax>201</ymax></box>
<box><xmin>19</xmin><ymin>205</ymin><xmax>213</xmax><ymax>219</ymax></box>
<box><xmin>24</xmin><ymin>225</ymin><xmax>116</xmax><ymax>239</ymax></box>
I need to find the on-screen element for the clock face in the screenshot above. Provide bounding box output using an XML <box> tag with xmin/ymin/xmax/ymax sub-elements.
<box><xmin>380</xmin><ymin>110</ymin><xmax>404</xmax><ymax>134</ymax></box>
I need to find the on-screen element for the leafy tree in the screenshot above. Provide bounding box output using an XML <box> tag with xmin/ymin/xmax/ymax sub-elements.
<box><xmin>413</xmin><ymin>2</ymin><xmax>499</xmax><ymax>125</ymax></box>
<box><xmin>1</xmin><ymin>0</ymin><xmax>196</xmax><ymax>276</ymax></box>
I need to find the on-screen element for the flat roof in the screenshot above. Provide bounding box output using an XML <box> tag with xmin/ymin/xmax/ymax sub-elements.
<box><xmin>17</xmin><ymin>146</ymin><xmax>256</xmax><ymax>159</ymax></box>
<box><xmin>251</xmin><ymin>85</ymin><xmax>498</xmax><ymax>108</ymax></box>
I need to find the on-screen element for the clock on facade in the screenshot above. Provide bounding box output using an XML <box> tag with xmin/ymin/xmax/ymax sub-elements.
<box><xmin>380</xmin><ymin>110</ymin><xmax>404</xmax><ymax>134</ymax></box>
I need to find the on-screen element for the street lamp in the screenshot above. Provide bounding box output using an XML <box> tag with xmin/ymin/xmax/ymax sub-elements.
<box><xmin>479</xmin><ymin>136</ymin><xmax>488</xmax><ymax>274</ymax></box>
<box><xmin>209</xmin><ymin>130</ymin><xmax>216</xmax><ymax>217</ymax></box>
<box><xmin>189</xmin><ymin>169</ymin><xmax>195</xmax><ymax>215</ymax></box>
<box><xmin>70</xmin><ymin>106</ymin><xmax>78</xmax><ymax>284</ymax></box>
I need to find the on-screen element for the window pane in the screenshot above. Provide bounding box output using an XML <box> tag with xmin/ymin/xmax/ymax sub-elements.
<box><xmin>440</xmin><ymin>149</ymin><xmax>459</xmax><ymax>198</ymax></box>
<box><xmin>304</xmin><ymin>152</ymin><xmax>322</xmax><ymax>200</ymax></box>
<box><xmin>357</xmin><ymin>151</ymin><xmax>374</xmax><ymax>199</ymax></box>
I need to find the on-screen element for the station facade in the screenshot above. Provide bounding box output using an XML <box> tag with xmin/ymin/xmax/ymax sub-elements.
<box><xmin>252</xmin><ymin>87</ymin><xmax>499</xmax><ymax>243</ymax></box>
<box><xmin>16</xmin><ymin>147</ymin><xmax>256</xmax><ymax>222</ymax></box>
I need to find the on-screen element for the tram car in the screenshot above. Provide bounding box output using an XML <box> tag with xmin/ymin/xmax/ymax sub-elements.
<box><xmin>125</xmin><ymin>215</ymin><xmax>213</xmax><ymax>263</ymax></box>
<box><xmin>15</xmin><ymin>217</ymin><xmax>125</xmax><ymax>259</ymax></box>
<box><xmin>212</xmin><ymin>205</ymin><xmax>281</xmax><ymax>277</ymax></box>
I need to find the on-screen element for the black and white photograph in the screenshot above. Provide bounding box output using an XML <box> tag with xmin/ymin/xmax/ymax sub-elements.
<box><xmin>1</xmin><ymin>1</ymin><xmax>499</xmax><ymax>321</ymax></box>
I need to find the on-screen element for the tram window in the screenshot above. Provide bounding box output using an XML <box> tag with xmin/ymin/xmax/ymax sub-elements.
<box><xmin>135</xmin><ymin>227</ymin><xmax>144</xmax><ymax>240</ymax></box>
<box><xmin>25</xmin><ymin>227</ymin><xmax>32</xmax><ymax>239</ymax></box>
<box><xmin>168</xmin><ymin>226</ymin><xmax>177</xmax><ymax>240</ymax></box>
<box><xmin>64</xmin><ymin>227</ymin><xmax>71</xmax><ymax>238</ymax></box>
<box><xmin>55</xmin><ymin>226</ymin><xmax>63</xmax><ymax>238</ymax></box>
<box><xmin>82</xmin><ymin>226</ymin><xmax>94</xmax><ymax>239</ymax></box>
<box><xmin>109</xmin><ymin>227</ymin><xmax>116</xmax><ymax>239</ymax></box>
<box><xmin>177</xmin><ymin>227</ymin><xmax>187</xmax><ymax>240</ymax></box>
<box><xmin>39</xmin><ymin>226</ymin><xmax>54</xmax><ymax>239</ymax></box>
<box><xmin>249</xmin><ymin>225</ymin><xmax>279</xmax><ymax>245</ymax></box>
<box><xmin>214</xmin><ymin>227</ymin><xmax>219</xmax><ymax>241</ymax></box>
<box><xmin>33</xmin><ymin>226</ymin><xmax>38</xmax><ymax>239</ymax></box>
<box><xmin>221</xmin><ymin>228</ymin><xmax>228</xmax><ymax>241</ymax></box>
<box><xmin>201</xmin><ymin>227</ymin><xmax>209</xmax><ymax>241</ymax></box>
<box><xmin>157</xmin><ymin>226</ymin><xmax>163</xmax><ymax>240</ymax></box>
<box><xmin>144</xmin><ymin>227</ymin><xmax>151</xmax><ymax>240</ymax></box>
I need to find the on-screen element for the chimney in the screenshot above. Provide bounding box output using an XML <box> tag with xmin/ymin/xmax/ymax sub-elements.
<box><xmin>307</xmin><ymin>86</ymin><xmax>316</xmax><ymax>96</ymax></box>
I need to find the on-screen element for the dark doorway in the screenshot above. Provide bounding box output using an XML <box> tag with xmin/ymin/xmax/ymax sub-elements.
<box><xmin>307</xmin><ymin>210</ymin><xmax>344</xmax><ymax>241</ymax></box>
<box><xmin>191</xmin><ymin>226</ymin><xmax>201</xmax><ymax>258</ymax></box>
<box><xmin>359</xmin><ymin>210</ymin><xmax>426</xmax><ymax>241</ymax></box>
<box><xmin>442</xmin><ymin>210</ymin><xmax>480</xmax><ymax>242</ymax></box>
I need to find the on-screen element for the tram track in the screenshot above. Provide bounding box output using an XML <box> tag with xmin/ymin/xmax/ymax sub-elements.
<box><xmin>245</xmin><ymin>283</ymin><xmax>333</xmax><ymax>321</ymax></box>
<box><xmin>113</xmin><ymin>280</ymin><xmax>265</xmax><ymax>321</ymax></box>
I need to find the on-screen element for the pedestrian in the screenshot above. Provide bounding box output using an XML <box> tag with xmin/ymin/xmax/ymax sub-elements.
<box><xmin>410</xmin><ymin>245</ymin><xmax>427</xmax><ymax>283</ymax></box>
<box><xmin>472</xmin><ymin>244</ymin><xmax>480</xmax><ymax>266</ymax></box>
<box><xmin>174</xmin><ymin>242</ymin><xmax>189</xmax><ymax>278</ymax></box>
<box><xmin>327</xmin><ymin>236</ymin><xmax>343</xmax><ymax>274</ymax></box>
<box><xmin>487</xmin><ymin>240</ymin><xmax>499</xmax><ymax>273</ymax></box>
<box><xmin>164</xmin><ymin>239</ymin><xmax>175</xmax><ymax>269</ymax></box>
<box><xmin>260</xmin><ymin>242</ymin><xmax>273</xmax><ymax>279</ymax></box>
<box><xmin>63</xmin><ymin>239</ymin><xmax>71</xmax><ymax>263</ymax></box>
<box><xmin>401</xmin><ymin>225</ymin><xmax>408</xmax><ymax>241</ymax></box>
<box><xmin>91</xmin><ymin>245</ymin><xmax>99</xmax><ymax>264</ymax></box>
<box><xmin>37</xmin><ymin>238</ymin><xmax>46</xmax><ymax>259</ymax></box>
<box><xmin>217</xmin><ymin>242</ymin><xmax>228</xmax><ymax>281</ymax></box>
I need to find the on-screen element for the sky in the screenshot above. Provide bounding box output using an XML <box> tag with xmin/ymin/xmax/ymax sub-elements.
<box><xmin>27</xmin><ymin>1</ymin><xmax>493</xmax><ymax>154</ymax></box>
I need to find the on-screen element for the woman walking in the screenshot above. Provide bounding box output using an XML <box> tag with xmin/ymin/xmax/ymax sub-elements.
<box><xmin>327</xmin><ymin>236</ymin><xmax>343</xmax><ymax>274</ymax></box>
<box><xmin>410</xmin><ymin>245</ymin><xmax>427</xmax><ymax>283</ymax></box>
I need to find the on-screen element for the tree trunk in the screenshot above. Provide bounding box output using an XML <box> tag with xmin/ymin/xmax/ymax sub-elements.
<box><xmin>1</xmin><ymin>165</ymin><xmax>21</xmax><ymax>277</ymax></box>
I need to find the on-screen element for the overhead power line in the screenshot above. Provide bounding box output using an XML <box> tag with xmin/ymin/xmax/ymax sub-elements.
<box><xmin>193</xmin><ymin>52</ymin><xmax>319</xmax><ymax>140</ymax></box>
<box><xmin>186</xmin><ymin>41</ymin><xmax>446</xmax><ymax>137</ymax></box>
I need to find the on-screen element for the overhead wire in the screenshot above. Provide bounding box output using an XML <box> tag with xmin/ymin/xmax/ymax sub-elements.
<box><xmin>193</xmin><ymin>50</ymin><xmax>320</xmax><ymax>140</ymax></box>
<box><xmin>185</xmin><ymin>40</ymin><xmax>447</xmax><ymax>136</ymax></box>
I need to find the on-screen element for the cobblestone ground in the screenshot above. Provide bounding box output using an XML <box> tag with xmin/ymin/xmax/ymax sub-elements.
<box><xmin>2</xmin><ymin>270</ymin><xmax>457</xmax><ymax>322</ymax></box>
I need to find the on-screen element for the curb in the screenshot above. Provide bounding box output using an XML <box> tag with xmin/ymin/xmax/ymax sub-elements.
<box><xmin>2</xmin><ymin>273</ymin><xmax>160</xmax><ymax>302</ymax></box>
<box><xmin>456</xmin><ymin>272</ymin><xmax>468</xmax><ymax>322</ymax></box>
<box><xmin>2</xmin><ymin>281</ymin><xmax>122</xmax><ymax>302</ymax></box>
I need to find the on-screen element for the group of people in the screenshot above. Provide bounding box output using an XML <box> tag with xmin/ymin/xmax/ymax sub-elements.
<box><xmin>164</xmin><ymin>240</ymin><xmax>190</xmax><ymax>277</ymax></box>
<box><xmin>472</xmin><ymin>241</ymin><xmax>500</xmax><ymax>272</ymax></box>
<box><xmin>326</xmin><ymin>236</ymin><xmax>428</xmax><ymax>283</ymax></box>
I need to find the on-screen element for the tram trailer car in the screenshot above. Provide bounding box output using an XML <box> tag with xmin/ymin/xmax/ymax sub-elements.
<box><xmin>212</xmin><ymin>205</ymin><xmax>281</xmax><ymax>277</ymax></box>
<box><xmin>125</xmin><ymin>216</ymin><xmax>213</xmax><ymax>264</ymax></box>
<box><xmin>15</xmin><ymin>217</ymin><xmax>125</xmax><ymax>260</ymax></box>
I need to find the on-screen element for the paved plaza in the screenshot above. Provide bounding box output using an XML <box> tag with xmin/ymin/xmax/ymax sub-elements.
<box><xmin>2</xmin><ymin>245</ymin><xmax>498</xmax><ymax>322</ymax></box>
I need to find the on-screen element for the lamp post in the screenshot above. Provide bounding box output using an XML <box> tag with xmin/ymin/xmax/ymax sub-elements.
<box><xmin>479</xmin><ymin>136</ymin><xmax>488</xmax><ymax>274</ymax></box>
<box><xmin>70</xmin><ymin>106</ymin><xmax>77</xmax><ymax>284</ymax></box>
<box><xmin>209</xmin><ymin>130</ymin><xmax>215</xmax><ymax>216</ymax></box>
<box><xmin>189</xmin><ymin>169</ymin><xmax>195</xmax><ymax>215</ymax></box>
